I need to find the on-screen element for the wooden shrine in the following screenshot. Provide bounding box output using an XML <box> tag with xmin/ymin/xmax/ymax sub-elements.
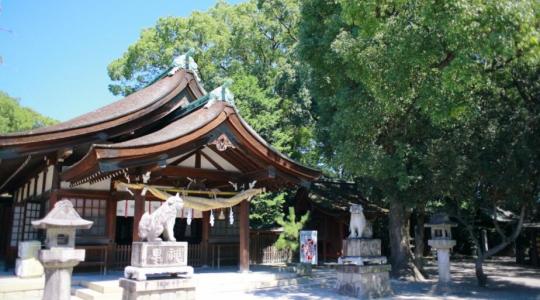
<box><xmin>0</xmin><ymin>54</ymin><xmax>320</xmax><ymax>272</ymax></box>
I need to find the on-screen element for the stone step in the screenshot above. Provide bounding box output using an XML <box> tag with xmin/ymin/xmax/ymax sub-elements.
<box><xmin>71</xmin><ymin>285</ymin><xmax>121</xmax><ymax>300</ymax></box>
<box><xmin>195</xmin><ymin>274</ymin><xmax>316</xmax><ymax>296</ymax></box>
<box><xmin>80</xmin><ymin>280</ymin><xmax>123</xmax><ymax>294</ymax></box>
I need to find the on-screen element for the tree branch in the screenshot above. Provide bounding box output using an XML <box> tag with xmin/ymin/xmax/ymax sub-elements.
<box><xmin>492</xmin><ymin>205</ymin><xmax>507</xmax><ymax>241</ymax></box>
<box><xmin>484</xmin><ymin>204</ymin><xmax>527</xmax><ymax>259</ymax></box>
<box><xmin>432</xmin><ymin>51</ymin><xmax>455</xmax><ymax>69</ymax></box>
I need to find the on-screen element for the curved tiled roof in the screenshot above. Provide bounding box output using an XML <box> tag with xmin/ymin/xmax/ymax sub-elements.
<box><xmin>0</xmin><ymin>69</ymin><xmax>204</xmax><ymax>150</ymax></box>
<box><xmin>62</xmin><ymin>100</ymin><xmax>321</xmax><ymax>185</ymax></box>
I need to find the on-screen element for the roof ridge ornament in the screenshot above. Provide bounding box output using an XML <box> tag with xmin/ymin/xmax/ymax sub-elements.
<box><xmin>169</xmin><ymin>49</ymin><xmax>203</xmax><ymax>86</ymax></box>
<box><xmin>205</xmin><ymin>79</ymin><xmax>235</xmax><ymax>108</ymax></box>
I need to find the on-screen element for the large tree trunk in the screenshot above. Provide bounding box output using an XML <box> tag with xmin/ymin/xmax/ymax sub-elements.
<box><xmin>389</xmin><ymin>199</ymin><xmax>412</xmax><ymax>278</ymax></box>
<box><xmin>475</xmin><ymin>254</ymin><xmax>488</xmax><ymax>286</ymax></box>
<box><xmin>413</xmin><ymin>205</ymin><xmax>428</xmax><ymax>278</ymax></box>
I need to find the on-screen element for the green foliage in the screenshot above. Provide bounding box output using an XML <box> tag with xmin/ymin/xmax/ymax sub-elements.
<box><xmin>298</xmin><ymin>0</ymin><xmax>539</xmax><ymax>276</ymax></box>
<box><xmin>0</xmin><ymin>91</ymin><xmax>57</xmax><ymax>134</ymax></box>
<box><xmin>249</xmin><ymin>192</ymin><xmax>286</xmax><ymax>229</ymax></box>
<box><xmin>274</xmin><ymin>207</ymin><xmax>310</xmax><ymax>262</ymax></box>
<box><xmin>107</xmin><ymin>0</ymin><xmax>315</xmax><ymax>160</ymax></box>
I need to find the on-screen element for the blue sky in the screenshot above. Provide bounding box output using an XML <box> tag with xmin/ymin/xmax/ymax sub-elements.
<box><xmin>0</xmin><ymin>0</ymin><xmax>243</xmax><ymax>121</ymax></box>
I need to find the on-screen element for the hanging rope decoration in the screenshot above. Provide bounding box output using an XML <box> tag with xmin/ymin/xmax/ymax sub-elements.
<box><xmin>187</xmin><ymin>208</ymin><xmax>193</xmax><ymax>225</ymax></box>
<box><xmin>114</xmin><ymin>181</ymin><xmax>264</xmax><ymax>212</ymax></box>
<box><xmin>210</xmin><ymin>210</ymin><xmax>215</xmax><ymax>227</ymax></box>
<box><xmin>229</xmin><ymin>206</ymin><xmax>234</xmax><ymax>225</ymax></box>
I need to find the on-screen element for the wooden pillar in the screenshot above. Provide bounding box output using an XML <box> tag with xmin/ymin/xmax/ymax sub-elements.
<box><xmin>49</xmin><ymin>160</ymin><xmax>62</xmax><ymax>210</ymax></box>
<box><xmin>132</xmin><ymin>192</ymin><xmax>145</xmax><ymax>242</ymax></box>
<box><xmin>239</xmin><ymin>200</ymin><xmax>249</xmax><ymax>272</ymax></box>
<box><xmin>338</xmin><ymin>220</ymin><xmax>344</xmax><ymax>256</ymax></box>
<box><xmin>107</xmin><ymin>198</ymin><xmax>117</xmax><ymax>267</ymax></box>
<box><xmin>202</xmin><ymin>211</ymin><xmax>210</xmax><ymax>266</ymax></box>
<box><xmin>323</xmin><ymin>216</ymin><xmax>328</xmax><ymax>263</ymax></box>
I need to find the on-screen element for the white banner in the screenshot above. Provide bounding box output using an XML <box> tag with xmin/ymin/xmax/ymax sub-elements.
<box><xmin>299</xmin><ymin>230</ymin><xmax>317</xmax><ymax>265</ymax></box>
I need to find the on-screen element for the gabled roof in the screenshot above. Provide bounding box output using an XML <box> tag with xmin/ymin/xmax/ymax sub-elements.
<box><xmin>62</xmin><ymin>99</ymin><xmax>320</xmax><ymax>188</ymax></box>
<box><xmin>0</xmin><ymin>69</ymin><xmax>205</xmax><ymax>158</ymax></box>
<box><xmin>0</xmin><ymin>56</ymin><xmax>321</xmax><ymax>193</ymax></box>
<box><xmin>0</xmin><ymin>69</ymin><xmax>205</xmax><ymax>193</ymax></box>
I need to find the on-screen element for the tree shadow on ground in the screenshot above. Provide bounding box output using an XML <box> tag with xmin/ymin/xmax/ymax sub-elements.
<box><xmin>249</xmin><ymin>258</ymin><xmax>540</xmax><ymax>300</ymax></box>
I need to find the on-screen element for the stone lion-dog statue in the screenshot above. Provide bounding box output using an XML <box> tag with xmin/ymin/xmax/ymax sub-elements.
<box><xmin>349</xmin><ymin>204</ymin><xmax>372</xmax><ymax>238</ymax></box>
<box><xmin>138</xmin><ymin>194</ymin><xmax>184</xmax><ymax>242</ymax></box>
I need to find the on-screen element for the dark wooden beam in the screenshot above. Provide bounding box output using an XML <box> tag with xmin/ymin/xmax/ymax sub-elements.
<box><xmin>170</xmin><ymin>148</ymin><xmax>199</xmax><ymax>166</ymax></box>
<box><xmin>152</xmin><ymin>166</ymin><xmax>242</xmax><ymax>182</ymax></box>
<box><xmin>202</xmin><ymin>211</ymin><xmax>210</xmax><ymax>266</ymax></box>
<box><xmin>240</xmin><ymin>166</ymin><xmax>276</xmax><ymax>182</ymax></box>
<box><xmin>207</xmin><ymin>146</ymin><xmax>251</xmax><ymax>173</ymax></box>
<box><xmin>199</xmin><ymin>150</ymin><xmax>224</xmax><ymax>170</ymax></box>
<box><xmin>195</xmin><ymin>151</ymin><xmax>201</xmax><ymax>168</ymax></box>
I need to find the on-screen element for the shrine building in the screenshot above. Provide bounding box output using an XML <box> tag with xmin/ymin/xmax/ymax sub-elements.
<box><xmin>0</xmin><ymin>55</ymin><xmax>321</xmax><ymax>272</ymax></box>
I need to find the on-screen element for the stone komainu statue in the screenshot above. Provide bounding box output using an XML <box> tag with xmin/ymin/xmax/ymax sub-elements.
<box><xmin>349</xmin><ymin>204</ymin><xmax>372</xmax><ymax>238</ymax></box>
<box><xmin>138</xmin><ymin>194</ymin><xmax>184</xmax><ymax>242</ymax></box>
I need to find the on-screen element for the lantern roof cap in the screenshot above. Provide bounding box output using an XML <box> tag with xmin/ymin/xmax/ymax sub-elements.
<box><xmin>32</xmin><ymin>200</ymin><xmax>93</xmax><ymax>229</ymax></box>
<box><xmin>425</xmin><ymin>213</ymin><xmax>457</xmax><ymax>227</ymax></box>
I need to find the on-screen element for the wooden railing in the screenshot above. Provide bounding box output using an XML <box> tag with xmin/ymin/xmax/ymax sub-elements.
<box><xmin>112</xmin><ymin>244</ymin><xmax>132</xmax><ymax>269</ymax></box>
<box><xmin>211</xmin><ymin>243</ymin><xmax>239</xmax><ymax>268</ymax></box>
<box><xmin>188</xmin><ymin>243</ymin><xmax>203</xmax><ymax>267</ymax></box>
<box><xmin>109</xmin><ymin>237</ymin><xmax>287</xmax><ymax>270</ymax></box>
<box><xmin>76</xmin><ymin>245</ymin><xmax>108</xmax><ymax>274</ymax></box>
<box><xmin>250</xmin><ymin>233</ymin><xmax>289</xmax><ymax>265</ymax></box>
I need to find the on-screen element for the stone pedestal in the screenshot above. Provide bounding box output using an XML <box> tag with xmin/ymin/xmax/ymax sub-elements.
<box><xmin>343</xmin><ymin>239</ymin><xmax>381</xmax><ymax>257</ymax></box>
<box><xmin>131</xmin><ymin>241</ymin><xmax>188</xmax><ymax>267</ymax></box>
<box><xmin>428</xmin><ymin>239</ymin><xmax>456</xmax><ymax>284</ymax></box>
<box><xmin>336</xmin><ymin>264</ymin><xmax>392</xmax><ymax>298</ymax></box>
<box><xmin>125</xmin><ymin>241</ymin><xmax>193</xmax><ymax>281</ymax></box>
<box><xmin>120</xmin><ymin>278</ymin><xmax>195</xmax><ymax>300</ymax></box>
<box><xmin>15</xmin><ymin>241</ymin><xmax>44</xmax><ymax>278</ymax></box>
<box><xmin>122</xmin><ymin>241</ymin><xmax>195</xmax><ymax>299</ymax></box>
<box><xmin>39</xmin><ymin>248</ymin><xmax>86</xmax><ymax>300</ymax></box>
<box><xmin>336</xmin><ymin>239</ymin><xmax>392</xmax><ymax>299</ymax></box>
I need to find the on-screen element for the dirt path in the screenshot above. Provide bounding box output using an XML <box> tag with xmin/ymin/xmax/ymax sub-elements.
<box><xmin>240</xmin><ymin>258</ymin><xmax>540</xmax><ymax>300</ymax></box>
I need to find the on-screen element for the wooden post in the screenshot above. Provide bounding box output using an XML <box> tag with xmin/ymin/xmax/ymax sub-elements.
<box><xmin>239</xmin><ymin>200</ymin><xmax>249</xmax><ymax>272</ymax></box>
<box><xmin>132</xmin><ymin>192</ymin><xmax>145</xmax><ymax>242</ymax></box>
<box><xmin>338</xmin><ymin>220</ymin><xmax>344</xmax><ymax>256</ymax></box>
<box><xmin>323</xmin><ymin>216</ymin><xmax>328</xmax><ymax>263</ymax></box>
<box><xmin>107</xmin><ymin>198</ymin><xmax>117</xmax><ymax>267</ymax></box>
<box><xmin>202</xmin><ymin>211</ymin><xmax>210</xmax><ymax>266</ymax></box>
<box><xmin>49</xmin><ymin>160</ymin><xmax>62</xmax><ymax>210</ymax></box>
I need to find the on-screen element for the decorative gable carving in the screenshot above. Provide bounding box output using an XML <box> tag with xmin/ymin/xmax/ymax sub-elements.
<box><xmin>210</xmin><ymin>133</ymin><xmax>235</xmax><ymax>152</ymax></box>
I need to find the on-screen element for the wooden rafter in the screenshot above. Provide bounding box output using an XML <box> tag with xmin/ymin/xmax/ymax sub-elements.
<box><xmin>152</xmin><ymin>166</ymin><xmax>242</xmax><ymax>182</ymax></box>
<box><xmin>199</xmin><ymin>149</ymin><xmax>224</xmax><ymax>170</ymax></box>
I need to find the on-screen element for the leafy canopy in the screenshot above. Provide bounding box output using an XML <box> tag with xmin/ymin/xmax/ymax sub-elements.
<box><xmin>0</xmin><ymin>91</ymin><xmax>57</xmax><ymax>134</ymax></box>
<box><xmin>107</xmin><ymin>0</ymin><xmax>314</xmax><ymax>160</ymax></box>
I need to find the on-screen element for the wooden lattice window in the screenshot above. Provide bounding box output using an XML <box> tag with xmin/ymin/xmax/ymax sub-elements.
<box><xmin>23</xmin><ymin>202</ymin><xmax>41</xmax><ymax>241</ymax></box>
<box><xmin>10</xmin><ymin>206</ymin><xmax>24</xmax><ymax>246</ymax></box>
<box><xmin>68</xmin><ymin>198</ymin><xmax>107</xmax><ymax>236</ymax></box>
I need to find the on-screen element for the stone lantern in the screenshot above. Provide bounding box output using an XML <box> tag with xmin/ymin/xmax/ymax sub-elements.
<box><xmin>426</xmin><ymin>213</ymin><xmax>457</xmax><ymax>285</ymax></box>
<box><xmin>32</xmin><ymin>200</ymin><xmax>93</xmax><ymax>300</ymax></box>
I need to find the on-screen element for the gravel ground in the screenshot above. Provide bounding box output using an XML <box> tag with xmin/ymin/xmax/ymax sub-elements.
<box><xmin>201</xmin><ymin>258</ymin><xmax>540</xmax><ymax>300</ymax></box>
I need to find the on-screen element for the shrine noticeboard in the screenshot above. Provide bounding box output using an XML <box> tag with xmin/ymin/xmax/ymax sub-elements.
<box><xmin>299</xmin><ymin>230</ymin><xmax>317</xmax><ymax>265</ymax></box>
